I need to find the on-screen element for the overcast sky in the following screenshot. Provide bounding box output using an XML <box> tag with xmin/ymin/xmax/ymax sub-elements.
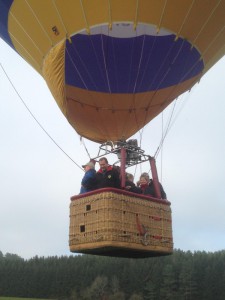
<box><xmin>1</xmin><ymin>38</ymin><xmax>225</xmax><ymax>260</ymax></box>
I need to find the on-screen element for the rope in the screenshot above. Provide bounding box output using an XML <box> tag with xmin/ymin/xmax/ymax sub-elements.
<box><xmin>81</xmin><ymin>29</ymin><xmax>113</xmax><ymax>142</ymax></box>
<box><xmin>80</xmin><ymin>136</ymin><xmax>91</xmax><ymax>160</ymax></box>
<box><xmin>66</xmin><ymin>35</ymin><xmax>110</xmax><ymax>141</ymax></box>
<box><xmin>24</xmin><ymin>0</ymin><xmax>53</xmax><ymax>45</ymax></box>
<box><xmin>3</xmin><ymin>32</ymin><xmax>40</xmax><ymax>69</ymax></box>
<box><xmin>0</xmin><ymin>62</ymin><xmax>83</xmax><ymax>171</ymax></box>
<box><xmin>133</xmin><ymin>0</ymin><xmax>139</xmax><ymax>30</ymax></box>
<box><xmin>67</xmin><ymin>29</ymin><xmax>112</xmax><ymax>140</ymax></box>
<box><xmin>156</xmin><ymin>0</ymin><xmax>167</xmax><ymax>33</ymax></box>
<box><xmin>150</xmin><ymin>84</ymin><xmax>194</xmax><ymax>161</ymax></box>
<box><xmin>121</xmin><ymin>25</ymin><xmax>145</xmax><ymax>140</ymax></box>
<box><xmin>110</xmin><ymin>29</ymin><xmax>119</xmax><ymax>93</ymax></box>
<box><xmin>52</xmin><ymin>0</ymin><xmax>71</xmax><ymax>41</ymax></box>
<box><xmin>101</xmin><ymin>34</ymin><xmax>111</xmax><ymax>94</ymax></box>
<box><xmin>139</xmin><ymin>35</ymin><xmax>199</xmax><ymax>155</ymax></box>
<box><xmin>144</xmin><ymin>38</ymin><xmax>186</xmax><ymax>113</ymax></box>
<box><xmin>119</xmin><ymin>35</ymin><xmax>136</xmax><ymax>140</ymax></box>
<box><xmin>87</xmin><ymin>31</ymin><xmax>113</xmax><ymax>141</ymax></box>
<box><xmin>168</xmin><ymin>88</ymin><xmax>194</xmax><ymax>129</ymax></box>
<box><xmin>135</xmin><ymin>34</ymin><xmax>158</xmax><ymax>131</ymax></box>
<box><xmin>105</xmin><ymin>25</ymin><xmax>116</xmax><ymax>114</ymax></box>
<box><xmin>154</xmin><ymin>99</ymin><xmax>177</xmax><ymax>159</ymax></box>
<box><xmin>66</xmin><ymin>24</ymin><xmax>116</xmax><ymax>142</ymax></box>
<box><xmin>65</xmin><ymin>48</ymin><xmax>89</xmax><ymax>90</ymax></box>
<box><xmin>79</xmin><ymin>0</ymin><xmax>90</xmax><ymax>34</ymax></box>
<box><xmin>160</xmin><ymin>112</ymin><xmax>164</xmax><ymax>182</ymax></box>
<box><xmin>174</xmin><ymin>0</ymin><xmax>195</xmax><ymax>41</ymax></box>
<box><xmin>192</xmin><ymin>0</ymin><xmax>222</xmax><ymax>46</ymax></box>
<box><xmin>201</xmin><ymin>25</ymin><xmax>225</xmax><ymax>59</ymax></box>
<box><xmin>107</xmin><ymin>0</ymin><xmax>112</xmax><ymax>30</ymax></box>
<box><xmin>133</xmin><ymin>35</ymin><xmax>146</xmax><ymax>93</ymax></box>
<box><xmin>8</xmin><ymin>11</ymin><xmax>44</xmax><ymax>57</ymax></box>
<box><xmin>136</xmin><ymin>215</ymin><xmax>147</xmax><ymax>236</ymax></box>
<box><xmin>137</xmin><ymin>33</ymin><xmax>157</xmax><ymax>92</ymax></box>
<box><xmin>137</xmin><ymin>4</ymin><xmax>206</xmax><ymax>134</ymax></box>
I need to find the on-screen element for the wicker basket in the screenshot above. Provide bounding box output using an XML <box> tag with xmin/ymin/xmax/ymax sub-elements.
<box><xmin>69</xmin><ymin>188</ymin><xmax>173</xmax><ymax>258</ymax></box>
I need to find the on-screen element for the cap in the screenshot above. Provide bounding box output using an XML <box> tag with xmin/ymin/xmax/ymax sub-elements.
<box><xmin>82</xmin><ymin>161</ymin><xmax>95</xmax><ymax>169</ymax></box>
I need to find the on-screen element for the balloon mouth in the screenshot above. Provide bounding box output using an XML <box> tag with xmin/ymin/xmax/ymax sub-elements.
<box><xmin>65</xmin><ymin>22</ymin><xmax>203</xmax><ymax>94</ymax></box>
<box><xmin>76</xmin><ymin>22</ymin><xmax>173</xmax><ymax>38</ymax></box>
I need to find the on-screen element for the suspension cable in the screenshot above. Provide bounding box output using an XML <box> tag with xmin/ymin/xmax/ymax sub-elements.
<box><xmin>167</xmin><ymin>88</ymin><xmax>194</xmax><ymax>132</ymax></box>
<box><xmin>0</xmin><ymin>62</ymin><xmax>83</xmax><ymax>171</ymax></box>
<box><xmin>80</xmin><ymin>136</ymin><xmax>91</xmax><ymax>160</ymax></box>
<box><xmin>154</xmin><ymin>86</ymin><xmax>194</xmax><ymax>159</ymax></box>
<box><xmin>154</xmin><ymin>99</ymin><xmax>177</xmax><ymax>159</ymax></box>
<box><xmin>160</xmin><ymin>111</ymin><xmax>164</xmax><ymax>182</ymax></box>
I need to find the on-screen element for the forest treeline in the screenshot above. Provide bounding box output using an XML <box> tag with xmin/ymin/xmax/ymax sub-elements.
<box><xmin>0</xmin><ymin>249</ymin><xmax>225</xmax><ymax>300</ymax></box>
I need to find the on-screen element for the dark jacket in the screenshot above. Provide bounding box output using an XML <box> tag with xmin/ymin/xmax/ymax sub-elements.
<box><xmin>141</xmin><ymin>180</ymin><xmax>167</xmax><ymax>199</ymax></box>
<box><xmin>125</xmin><ymin>180</ymin><xmax>142</xmax><ymax>194</ymax></box>
<box><xmin>80</xmin><ymin>169</ymin><xmax>97</xmax><ymax>194</ymax></box>
<box><xmin>96</xmin><ymin>166</ymin><xmax>121</xmax><ymax>189</ymax></box>
<box><xmin>159</xmin><ymin>182</ymin><xmax>167</xmax><ymax>199</ymax></box>
<box><xmin>140</xmin><ymin>183</ymin><xmax>154</xmax><ymax>196</ymax></box>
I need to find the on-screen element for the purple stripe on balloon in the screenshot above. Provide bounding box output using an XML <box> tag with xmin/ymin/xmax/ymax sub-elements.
<box><xmin>0</xmin><ymin>0</ymin><xmax>15</xmax><ymax>49</ymax></box>
<box><xmin>65</xmin><ymin>33</ymin><xmax>203</xmax><ymax>93</ymax></box>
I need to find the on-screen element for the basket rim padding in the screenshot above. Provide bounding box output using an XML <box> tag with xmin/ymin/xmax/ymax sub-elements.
<box><xmin>71</xmin><ymin>187</ymin><xmax>171</xmax><ymax>205</ymax></box>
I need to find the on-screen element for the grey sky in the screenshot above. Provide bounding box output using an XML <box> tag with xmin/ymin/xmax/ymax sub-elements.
<box><xmin>1</xmin><ymin>39</ymin><xmax>225</xmax><ymax>259</ymax></box>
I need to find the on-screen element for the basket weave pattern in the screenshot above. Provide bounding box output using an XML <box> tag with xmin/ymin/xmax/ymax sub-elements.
<box><xmin>69</xmin><ymin>190</ymin><xmax>173</xmax><ymax>255</ymax></box>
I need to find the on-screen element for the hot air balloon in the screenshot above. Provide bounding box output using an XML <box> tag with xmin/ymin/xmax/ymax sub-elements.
<box><xmin>1</xmin><ymin>0</ymin><xmax>225</xmax><ymax>258</ymax></box>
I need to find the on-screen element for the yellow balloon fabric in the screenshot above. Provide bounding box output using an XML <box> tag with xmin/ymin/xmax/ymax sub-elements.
<box><xmin>1</xmin><ymin>0</ymin><xmax>225</xmax><ymax>142</ymax></box>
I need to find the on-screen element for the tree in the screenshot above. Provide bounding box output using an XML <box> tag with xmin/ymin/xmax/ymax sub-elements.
<box><xmin>108</xmin><ymin>275</ymin><xmax>125</xmax><ymax>300</ymax></box>
<box><xmin>108</xmin><ymin>291</ymin><xmax>125</xmax><ymax>300</ymax></box>
<box><xmin>1</xmin><ymin>249</ymin><xmax>225</xmax><ymax>299</ymax></box>
<box><xmin>143</xmin><ymin>280</ymin><xmax>156</xmax><ymax>300</ymax></box>
<box><xmin>129</xmin><ymin>293</ymin><xmax>143</xmax><ymax>300</ymax></box>
<box><xmin>70</xmin><ymin>288</ymin><xmax>79</xmax><ymax>300</ymax></box>
<box><xmin>159</xmin><ymin>264</ymin><xmax>178</xmax><ymax>300</ymax></box>
<box><xmin>89</xmin><ymin>276</ymin><xmax>108</xmax><ymax>299</ymax></box>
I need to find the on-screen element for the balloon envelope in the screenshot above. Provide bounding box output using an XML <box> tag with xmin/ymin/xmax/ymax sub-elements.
<box><xmin>1</xmin><ymin>0</ymin><xmax>225</xmax><ymax>143</ymax></box>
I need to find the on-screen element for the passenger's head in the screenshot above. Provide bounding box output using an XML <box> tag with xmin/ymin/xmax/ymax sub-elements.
<box><xmin>99</xmin><ymin>157</ymin><xmax>109</xmax><ymax>171</ymax></box>
<box><xmin>82</xmin><ymin>161</ymin><xmax>95</xmax><ymax>172</ymax></box>
<box><xmin>113</xmin><ymin>165</ymin><xmax>121</xmax><ymax>174</ymax></box>
<box><xmin>139</xmin><ymin>173</ymin><xmax>150</xmax><ymax>185</ymax></box>
<box><xmin>126</xmin><ymin>173</ymin><xmax>134</xmax><ymax>182</ymax></box>
<box><xmin>141</xmin><ymin>172</ymin><xmax>150</xmax><ymax>178</ymax></box>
